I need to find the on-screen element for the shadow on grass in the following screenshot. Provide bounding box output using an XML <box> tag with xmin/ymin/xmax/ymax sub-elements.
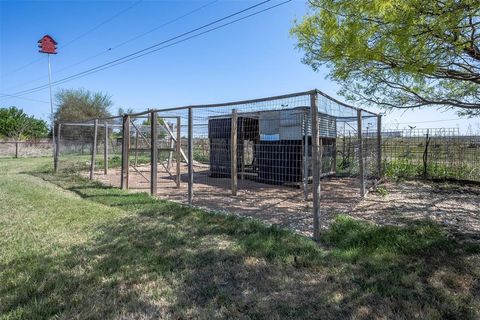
<box><xmin>1</xmin><ymin>170</ymin><xmax>479</xmax><ymax>319</ymax></box>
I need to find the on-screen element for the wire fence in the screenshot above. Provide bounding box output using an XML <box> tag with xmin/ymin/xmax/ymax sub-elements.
<box><xmin>56</xmin><ymin>89</ymin><xmax>382</xmax><ymax>239</ymax></box>
<box><xmin>0</xmin><ymin>140</ymin><xmax>53</xmax><ymax>158</ymax></box>
<box><xmin>382</xmin><ymin>128</ymin><xmax>480</xmax><ymax>182</ymax></box>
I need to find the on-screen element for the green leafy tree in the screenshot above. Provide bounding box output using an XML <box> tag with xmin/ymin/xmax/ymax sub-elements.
<box><xmin>0</xmin><ymin>107</ymin><xmax>49</xmax><ymax>140</ymax></box>
<box><xmin>291</xmin><ymin>0</ymin><xmax>480</xmax><ymax>117</ymax></box>
<box><xmin>55</xmin><ymin>89</ymin><xmax>113</xmax><ymax>142</ymax></box>
<box><xmin>54</xmin><ymin>88</ymin><xmax>112</xmax><ymax>122</ymax></box>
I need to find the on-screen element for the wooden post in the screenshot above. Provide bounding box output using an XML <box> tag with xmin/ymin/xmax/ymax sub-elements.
<box><xmin>231</xmin><ymin>109</ymin><xmax>238</xmax><ymax>196</ymax></box>
<box><xmin>303</xmin><ymin>111</ymin><xmax>309</xmax><ymax>200</ymax></box>
<box><xmin>121</xmin><ymin>115</ymin><xmax>130</xmax><ymax>190</ymax></box>
<box><xmin>151</xmin><ymin>111</ymin><xmax>158</xmax><ymax>195</ymax></box>
<box><xmin>311</xmin><ymin>92</ymin><xmax>321</xmax><ymax>241</ymax></box>
<box><xmin>104</xmin><ymin>121</ymin><xmax>108</xmax><ymax>175</ymax></box>
<box><xmin>176</xmin><ymin>117</ymin><xmax>181</xmax><ymax>188</ymax></box>
<box><xmin>15</xmin><ymin>142</ymin><xmax>19</xmax><ymax>159</ymax></box>
<box><xmin>357</xmin><ymin>109</ymin><xmax>365</xmax><ymax>197</ymax></box>
<box><xmin>90</xmin><ymin>119</ymin><xmax>98</xmax><ymax>180</ymax></box>
<box><xmin>54</xmin><ymin>124</ymin><xmax>61</xmax><ymax>172</ymax></box>
<box><xmin>187</xmin><ymin>107</ymin><xmax>193</xmax><ymax>205</ymax></box>
<box><xmin>376</xmin><ymin>114</ymin><xmax>382</xmax><ymax>178</ymax></box>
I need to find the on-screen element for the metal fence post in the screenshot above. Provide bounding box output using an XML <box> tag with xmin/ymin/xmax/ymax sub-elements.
<box><xmin>357</xmin><ymin>109</ymin><xmax>365</xmax><ymax>197</ymax></box>
<box><xmin>231</xmin><ymin>109</ymin><xmax>238</xmax><ymax>196</ymax></box>
<box><xmin>376</xmin><ymin>114</ymin><xmax>382</xmax><ymax>178</ymax></box>
<box><xmin>176</xmin><ymin>117</ymin><xmax>181</xmax><ymax>188</ymax></box>
<box><xmin>151</xmin><ymin>111</ymin><xmax>158</xmax><ymax>195</ymax></box>
<box><xmin>104</xmin><ymin>121</ymin><xmax>108</xmax><ymax>175</ymax></box>
<box><xmin>168</xmin><ymin>123</ymin><xmax>174</xmax><ymax>168</ymax></box>
<box><xmin>310</xmin><ymin>91</ymin><xmax>321</xmax><ymax>241</ymax></box>
<box><xmin>303</xmin><ymin>111</ymin><xmax>309</xmax><ymax>201</ymax></box>
<box><xmin>188</xmin><ymin>107</ymin><xmax>193</xmax><ymax>205</ymax></box>
<box><xmin>90</xmin><ymin>119</ymin><xmax>98</xmax><ymax>180</ymax></box>
<box><xmin>121</xmin><ymin>115</ymin><xmax>130</xmax><ymax>190</ymax></box>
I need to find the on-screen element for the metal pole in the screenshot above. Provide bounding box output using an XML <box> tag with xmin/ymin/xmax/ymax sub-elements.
<box><xmin>310</xmin><ymin>92</ymin><xmax>321</xmax><ymax>241</ymax></box>
<box><xmin>168</xmin><ymin>123</ymin><xmax>174</xmax><ymax>168</ymax></box>
<box><xmin>176</xmin><ymin>117</ymin><xmax>181</xmax><ymax>188</ymax></box>
<box><xmin>151</xmin><ymin>111</ymin><xmax>158</xmax><ymax>195</ymax></box>
<box><xmin>303</xmin><ymin>111</ymin><xmax>309</xmax><ymax>200</ymax></box>
<box><xmin>134</xmin><ymin>130</ymin><xmax>139</xmax><ymax>167</ymax></box>
<box><xmin>188</xmin><ymin>107</ymin><xmax>193</xmax><ymax>205</ymax></box>
<box><xmin>104</xmin><ymin>121</ymin><xmax>108</xmax><ymax>175</ymax></box>
<box><xmin>47</xmin><ymin>54</ymin><xmax>56</xmax><ymax>170</ymax></box>
<box><xmin>231</xmin><ymin>109</ymin><xmax>238</xmax><ymax>196</ymax></box>
<box><xmin>121</xmin><ymin>115</ymin><xmax>130</xmax><ymax>190</ymax></box>
<box><xmin>90</xmin><ymin>119</ymin><xmax>98</xmax><ymax>180</ymax></box>
<box><xmin>376</xmin><ymin>114</ymin><xmax>382</xmax><ymax>178</ymax></box>
<box><xmin>357</xmin><ymin>109</ymin><xmax>365</xmax><ymax>197</ymax></box>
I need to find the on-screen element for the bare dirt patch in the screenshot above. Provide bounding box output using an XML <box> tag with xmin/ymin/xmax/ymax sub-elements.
<box><xmin>353</xmin><ymin>180</ymin><xmax>480</xmax><ymax>242</ymax></box>
<box><xmin>88</xmin><ymin>162</ymin><xmax>480</xmax><ymax>240</ymax></box>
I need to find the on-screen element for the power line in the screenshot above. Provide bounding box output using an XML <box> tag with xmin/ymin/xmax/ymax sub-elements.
<box><xmin>2</xmin><ymin>0</ymin><xmax>269</xmax><ymax>97</ymax></box>
<box><xmin>111</xmin><ymin>0</ymin><xmax>219</xmax><ymax>52</ymax></box>
<box><xmin>0</xmin><ymin>93</ymin><xmax>49</xmax><ymax>104</ymax></box>
<box><xmin>1</xmin><ymin>0</ymin><xmax>143</xmax><ymax>77</ymax></box>
<box><xmin>2</xmin><ymin>0</ymin><xmax>218</xmax><ymax>93</ymax></box>
<box><xmin>61</xmin><ymin>0</ymin><xmax>144</xmax><ymax>48</ymax></box>
<box><xmin>50</xmin><ymin>0</ymin><xmax>293</xmax><ymax>87</ymax></box>
<box><xmin>2</xmin><ymin>0</ymin><xmax>285</xmax><ymax>99</ymax></box>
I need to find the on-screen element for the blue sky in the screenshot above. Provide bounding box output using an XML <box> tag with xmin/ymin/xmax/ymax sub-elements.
<box><xmin>1</xmin><ymin>0</ymin><xmax>479</xmax><ymax>133</ymax></box>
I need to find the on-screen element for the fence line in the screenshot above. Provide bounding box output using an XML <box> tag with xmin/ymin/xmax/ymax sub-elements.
<box><xmin>0</xmin><ymin>140</ymin><xmax>53</xmax><ymax>158</ymax></box>
<box><xmin>56</xmin><ymin>89</ymin><xmax>383</xmax><ymax>239</ymax></box>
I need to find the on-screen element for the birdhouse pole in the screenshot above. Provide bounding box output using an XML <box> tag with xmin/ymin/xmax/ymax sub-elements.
<box><xmin>38</xmin><ymin>35</ymin><xmax>58</xmax><ymax>171</ymax></box>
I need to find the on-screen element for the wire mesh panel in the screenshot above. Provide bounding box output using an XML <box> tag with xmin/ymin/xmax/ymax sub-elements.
<box><xmin>58</xmin><ymin>120</ymin><xmax>96</xmax><ymax>173</ymax></box>
<box><xmin>382</xmin><ymin>128</ymin><xmax>480</xmax><ymax>181</ymax></box>
<box><xmin>56</xmin><ymin>89</ymin><xmax>386</xmax><ymax>238</ymax></box>
<box><xmin>0</xmin><ymin>141</ymin><xmax>52</xmax><ymax>158</ymax></box>
<box><xmin>124</xmin><ymin>114</ymin><xmax>154</xmax><ymax>190</ymax></box>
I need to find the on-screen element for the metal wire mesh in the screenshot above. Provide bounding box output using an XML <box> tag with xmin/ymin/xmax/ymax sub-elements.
<box><xmin>0</xmin><ymin>140</ymin><xmax>52</xmax><ymax>158</ymax></box>
<box><xmin>382</xmin><ymin>128</ymin><xmax>480</xmax><ymax>181</ymax></box>
<box><xmin>57</xmin><ymin>89</ymin><xmax>385</xmax><ymax>237</ymax></box>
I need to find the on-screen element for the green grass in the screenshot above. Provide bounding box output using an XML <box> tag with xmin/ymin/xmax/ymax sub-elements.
<box><xmin>1</xmin><ymin>157</ymin><xmax>479</xmax><ymax>319</ymax></box>
<box><xmin>384</xmin><ymin>158</ymin><xmax>480</xmax><ymax>182</ymax></box>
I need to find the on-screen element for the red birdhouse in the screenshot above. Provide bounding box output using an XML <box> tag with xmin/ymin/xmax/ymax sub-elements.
<box><xmin>38</xmin><ymin>35</ymin><xmax>58</xmax><ymax>54</ymax></box>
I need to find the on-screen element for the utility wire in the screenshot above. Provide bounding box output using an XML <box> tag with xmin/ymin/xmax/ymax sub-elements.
<box><xmin>61</xmin><ymin>0</ymin><xmax>143</xmax><ymax>48</ymax></box>
<box><xmin>3</xmin><ymin>0</ymin><xmax>269</xmax><ymax>97</ymax></box>
<box><xmin>2</xmin><ymin>0</ymin><xmax>282</xmax><ymax>98</ymax></box>
<box><xmin>2</xmin><ymin>0</ymin><xmax>218</xmax><ymax>93</ymax></box>
<box><xmin>0</xmin><ymin>93</ymin><xmax>49</xmax><ymax>104</ymax></box>
<box><xmin>44</xmin><ymin>0</ymin><xmax>293</xmax><ymax>89</ymax></box>
<box><xmin>1</xmin><ymin>0</ymin><xmax>143</xmax><ymax>77</ymax></box>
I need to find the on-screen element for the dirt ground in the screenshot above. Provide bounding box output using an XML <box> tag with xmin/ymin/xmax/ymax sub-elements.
<box><xmin>90</xmin><ymin>162</ymin><xmax>480</xmax><ymax>240</ymax></box>
<box><xmin>352</xmin><ymin>181</ymin><xmax>480</xmax><ymax>243</ymax></box>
